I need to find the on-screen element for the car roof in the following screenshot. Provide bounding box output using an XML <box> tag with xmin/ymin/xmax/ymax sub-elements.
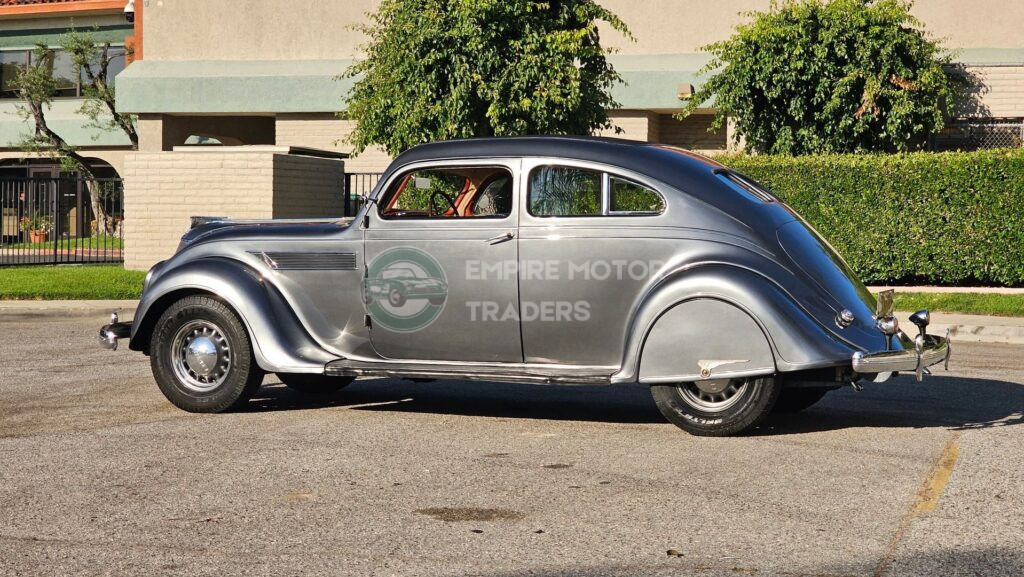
<box><xmin>391</xmin><ymin>136</ymin><xmax>725</xmax><ymax>178</ymax></box>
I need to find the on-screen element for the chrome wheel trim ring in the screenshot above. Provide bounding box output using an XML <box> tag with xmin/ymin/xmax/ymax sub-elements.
<box><xmin>679</xmin><ymin>378</ymin><xmax>748</xmax><ymax>413</ymax></box>
<box><xmin>170</xmin><ymin>319</ymin><xmax>232</xmax><ymax>392</ymax></box>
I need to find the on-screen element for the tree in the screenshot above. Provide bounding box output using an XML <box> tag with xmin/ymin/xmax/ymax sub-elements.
<box><xmin>13</xmin><ymin>29</ymin><xmax>136</xmax><ymax>235</ymax></box>
<box><xmin>680</xmin><ymin>0</ymin><xmax>961</xmax><ymax>155</ymax></box>
<box><xmin>342</xmin><ymin>0</ymin><xmax>631</xmax><ymax>156</ymax></box>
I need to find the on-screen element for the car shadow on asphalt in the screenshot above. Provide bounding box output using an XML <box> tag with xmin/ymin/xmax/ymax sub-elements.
<box><xmin>761</xmin><ymin>374</ymin><xmax>1024</xmax><ymax>435</ymax></box>
<box><xmin>243</xmin><ymin>373</ymin><xmax>1023</xmax><ymax>433</ymax></box>
<box><xmin>246</xmin><ymin>378</ymin><xmax>667</xmax><ymax>424</ymax></box>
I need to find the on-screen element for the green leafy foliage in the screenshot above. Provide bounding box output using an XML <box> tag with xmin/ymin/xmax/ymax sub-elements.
<box><xmin>683</xmin><ymin>0</ymin><xmax>960</xmax><ymax>155</ymax></box>
<box><xmin>724</xmin><ymin>149</ymin><xmax>1024</xmax><ymax>286</ymax></box>
<box><xmin>61</xmin><ymin>28</ymin><xmax>138</xmax><ymax>146</ymax></box>
<box><xmin>343</xmin><ymin>0</ymin><xmax>630</xmax><ymax>156</ymax></box>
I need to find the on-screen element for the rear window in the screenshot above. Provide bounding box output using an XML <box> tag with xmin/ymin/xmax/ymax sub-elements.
<box><xmin>714</xmin><ymin>169</ymin><xmax>777</xmax><ymax>203</ymax></box>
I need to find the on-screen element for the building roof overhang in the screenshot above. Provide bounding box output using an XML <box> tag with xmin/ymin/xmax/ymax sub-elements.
<box><xmin>0</xmin><ymin>0</ymin><xmax>126</xmax><ymax>19</ymax></box>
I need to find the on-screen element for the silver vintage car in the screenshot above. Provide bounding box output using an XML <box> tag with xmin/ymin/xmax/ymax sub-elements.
<box><xmin>100</xmin><ymin>137</ymin><xmax>950</xmax><ymax>436</ymax></box>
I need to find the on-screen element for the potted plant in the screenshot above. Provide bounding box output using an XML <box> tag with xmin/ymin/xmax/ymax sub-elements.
<box><xmin>19</xmin><ymin>212</ymin><xmax>53</xmax><ymax>244</ymax></box>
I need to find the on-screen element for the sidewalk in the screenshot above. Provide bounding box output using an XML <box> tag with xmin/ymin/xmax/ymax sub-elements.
<box><xmin>870</xmin><ymin>285</ymin><xmax>1024</xmax><ymax>294</ymax></box>
<box><xmin>912</xmin><ymin>312</ymin><xmax>1024</xmax><ymax>345</ymax></box>
<box><xmin>2</xmin><ymin>299</ymin><xmax>1023</xmax><ymax>345</ymax></box>
<box><xmin>0</xmin><ymin>299</ymin><xmax>138</xmax><ymax>319</ymax></box>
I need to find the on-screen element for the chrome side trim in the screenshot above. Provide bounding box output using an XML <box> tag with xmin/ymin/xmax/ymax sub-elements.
<box><xmin>325</xmin><ymin>358</ymin><xmax>617</xmax><ymax>385</ymax></box>
<box><xmin>250</xmin><ymin>251</ymin><xmax>358</xmax><ymax>271</ymax></box>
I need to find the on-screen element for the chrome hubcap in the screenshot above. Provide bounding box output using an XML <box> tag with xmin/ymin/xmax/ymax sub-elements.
<box><xmin>171</xmin><ymin>320</ymin><xmax>231</xmax><ymax>392</ymax></box>
<box><xmin>680</xmin><ymin>378</ymin><xmax>747</xmax><ymax>412</ymax></box>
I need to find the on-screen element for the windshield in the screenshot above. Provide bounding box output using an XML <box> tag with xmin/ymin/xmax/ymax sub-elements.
<box><xmin>382</xmin><ymin>268</ymin><xmax>416</xmax><ymax>280</ymax></box>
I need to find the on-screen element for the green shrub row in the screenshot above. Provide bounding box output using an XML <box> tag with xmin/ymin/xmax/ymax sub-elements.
<box><xmin>722</xmin><ymin>149</ymin><xmax>1024</xmax><ymax>286</ymax></box>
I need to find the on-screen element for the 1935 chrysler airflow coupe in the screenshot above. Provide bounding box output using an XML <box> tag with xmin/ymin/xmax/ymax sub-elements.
<box><xmin>100</xmin><ymin>136</ymin><xmax>950</xmax><ymax>436</ymax></box>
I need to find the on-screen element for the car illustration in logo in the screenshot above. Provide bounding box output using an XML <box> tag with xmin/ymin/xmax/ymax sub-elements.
<box><xmin>362</xmin><ymin>266</ymin><xmax>447</xmax><ymax>307</ymax></box>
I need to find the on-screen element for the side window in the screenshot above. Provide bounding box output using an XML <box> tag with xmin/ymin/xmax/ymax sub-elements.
<box><xmin>528</xmin><ymin>166</ymin><xmax>602</xmax><ymax>217</ymax></box>
<box><xmin>610</xmin><ymin>176</ymin><xmax>665</xmax><ymax>214</ymax></box>
<box><xmin>380</xmin><ymin>166</ymin><xmax>512</xmax><ymax>219</ymax></box>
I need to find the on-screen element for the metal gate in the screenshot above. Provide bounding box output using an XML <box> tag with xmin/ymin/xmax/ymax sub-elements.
<box><xmin>0</xmin><ymin>177</ymin><xmax>123</xmax><ymax>267</ymax></box>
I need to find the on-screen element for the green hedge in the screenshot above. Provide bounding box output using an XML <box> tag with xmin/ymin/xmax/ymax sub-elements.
<box><xmin>722</xmin><ymin>149</ymin><xmax>1024</xmax><ymax>286</ymax></box>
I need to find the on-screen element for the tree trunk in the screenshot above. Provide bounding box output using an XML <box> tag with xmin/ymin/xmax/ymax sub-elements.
<box><xmin>84</xmin><ymin>179</ymin><xmax>116</xmax><ymax>236</ymax></box>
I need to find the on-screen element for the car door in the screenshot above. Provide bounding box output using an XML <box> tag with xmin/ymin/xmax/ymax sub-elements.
<box><xmin>517</xmin><ymin>158</ymin><xmax>672</xmax><ymax>367</ymax></box>
<box><xmin>363</xmin><ymin>159</ymin><xmax>523</xmax><ymax>362</ymax></box>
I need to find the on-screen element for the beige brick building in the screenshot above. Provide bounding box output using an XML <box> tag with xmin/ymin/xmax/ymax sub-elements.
<box><xmin>109</xmin><ymin>0</ymin><xmax>1024</xmax><ymax>170</ymax></box>
<box><xmin>2</xmin><ymin>0</ymin><xmax>1022</xmax><ymax>268</ymax></box>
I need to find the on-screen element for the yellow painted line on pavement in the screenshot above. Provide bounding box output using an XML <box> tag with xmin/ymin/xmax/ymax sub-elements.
<box><xmin>913</xmin><ymin>439</ymin><xmax>960</xmax><ymax>513</ymax></box>
<box><xmin>873</xmin><ymin>432</ymin><xmax>961</xmax><ymax>577</ymax></box>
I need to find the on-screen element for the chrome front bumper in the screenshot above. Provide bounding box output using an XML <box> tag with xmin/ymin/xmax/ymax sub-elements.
<box><xmin>99</xmin><ymin>312</ymin><xmax>132</xmax><ymax>351</ymax></box>
<box><xmin>852</xmin><ymin>330</ymin><xmax>951</xmax><ymax>382</ymax></box>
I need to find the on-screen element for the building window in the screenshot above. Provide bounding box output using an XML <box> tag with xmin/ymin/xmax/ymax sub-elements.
<box><xmin>0</xmin><ymin>50</ymin><xmax>28</xmax><ymax>98</ymax></box>
<box><xmin>0</xmin><ymin>46</ymin><xmax>126</xmax><ymax>99</ymax></box>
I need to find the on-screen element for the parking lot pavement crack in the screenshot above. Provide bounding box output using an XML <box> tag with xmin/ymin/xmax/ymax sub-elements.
<box><xmin>872</xmin><ymin>431</ymin><xmax>961</xmax><ymax>577</ymax></box>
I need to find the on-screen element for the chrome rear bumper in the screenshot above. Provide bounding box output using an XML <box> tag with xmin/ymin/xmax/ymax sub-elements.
<box><xmin>852</xmin><ymin>330</ymin><xmax>951</xmax><ymax>381</ymax></box>
<box><xmin>99</xmin><ymin>312</ymin><xmax>132</xmax><ymax>351</ymax></box>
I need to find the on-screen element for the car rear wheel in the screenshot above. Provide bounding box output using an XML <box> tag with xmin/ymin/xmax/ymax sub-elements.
<box><xmin>772</xmin><ymin>388</ymin><xmax>830</xmax><ymax>414</ymax></box>
<box><xmin>651</xmin><ymin>375</ymin><xmax>781</xmax><ymax>436</ymax></box>
<box><xmin>150</xmin><ymin>295</ymin><xmax>264</xmax><ymax>413</ymax></box>
<box><xmin>278</xmin><ymin>373</ymin><xmax>354</xmax><ymax>394</ymax></box>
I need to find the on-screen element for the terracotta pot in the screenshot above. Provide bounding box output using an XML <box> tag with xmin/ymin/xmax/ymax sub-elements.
<box><xmin>29</xmin><ymin>230</ymin><xmax>47</xmax><ymax>244</ymax></box>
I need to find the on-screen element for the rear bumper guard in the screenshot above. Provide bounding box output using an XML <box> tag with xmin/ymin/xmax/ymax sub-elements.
<box><xmin>852</xmin><ymin>330</ymin><xmax>951</xmax><ymax>381</ymax></box>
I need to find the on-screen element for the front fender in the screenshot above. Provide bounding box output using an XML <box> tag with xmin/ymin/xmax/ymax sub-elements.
<box><xmin>612</xmin><ymin>264</ymin><xmax>859</xmax><ymax>384</ymax></box>
<box><xmin>129</xmin><ymin>257</ymin><xmax>337</xmax><ymax>373</ymax></box>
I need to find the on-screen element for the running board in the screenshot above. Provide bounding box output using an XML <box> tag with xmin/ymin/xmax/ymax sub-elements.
<box><xmin>324</xmin><ymin>359</ymin><xmax>616</xmax><ymax>385</ymax></box>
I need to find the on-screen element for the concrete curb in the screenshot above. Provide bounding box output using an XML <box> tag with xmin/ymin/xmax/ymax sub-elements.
<box><xmin>870</xmin><ymin>285</ymin><xmax>1024</xmax><ymax>294</ymax></box>
<box><xmin>1</xmin><ymin>300</ymin><xmax>1022</xmax><ymax>346</ymax></box>
<box><xmin>908</xmin><ymin>312</ymin><xmax>1024</xmax><ymax>346</ymax></box>
<box><xmin>0</xmin><ymin>300</ymin><xmax>138</xmax><ymax>319</ymax></box>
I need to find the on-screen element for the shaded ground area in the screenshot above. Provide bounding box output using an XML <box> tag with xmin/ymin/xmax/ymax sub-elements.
<box><xmin>0</xmin><ymin>317</ymin><xmax>1021</xmax><ymax>576</ymax></box>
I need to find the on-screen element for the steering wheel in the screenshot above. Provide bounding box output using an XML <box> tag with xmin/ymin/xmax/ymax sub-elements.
<box><xmin>429</xmin><ymin>190</ymin><xmax>460</xmax><ymax>217</ymax></box>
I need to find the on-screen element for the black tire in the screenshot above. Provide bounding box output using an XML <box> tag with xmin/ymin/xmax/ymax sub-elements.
<box><xmin>772</xmin><ymin>388</ymin><xmax>830</xmax><ymax>414</ymax></box>
<box><xmin>428</xmin><ymin>297</ymin><xmax>445</xmax><ymax>306</ymax></box>
<box><xmin>389</xmin><ymin>288</ymin><xmax>406</xmax><ymax>307</ymax></box>
<box><xmin>150</xmin><ymin>295</ymin><xmax>264</xmax><ymax>413</ymax></box>
<box><xmin>278</xmin><ymin>373</ymin><xmax>354</xmax><ymax>394</ymax></box>
<box><xmin>651</xmin><ymin>376</ymin><xmax>781</xmax><ymax>436</ymax></box>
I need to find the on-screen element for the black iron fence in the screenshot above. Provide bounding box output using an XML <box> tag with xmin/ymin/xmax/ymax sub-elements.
<box><xmin>343</xmin><ymin>172</ymin><xmax>383</xmax><ymax>216</ymax></box>
<box><xmin>0</xmin><ymin>177</ymin><xmax>123</xmax><ymax>267</ymax></box>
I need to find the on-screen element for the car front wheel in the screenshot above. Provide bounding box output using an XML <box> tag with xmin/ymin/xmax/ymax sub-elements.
<box><xmin>651</xmin><ymin>375</ymin><xmax>781</xmax><ymax>436</ymax></box>
<box><xmin>150</xmin><ymin>295</ymin><xmax>264</xmax><ymax>413</ymax></box>
<box><xmin>389</xmin><ymin>288</ymin><xmax>406</xmax><ymax>307</ymax></box>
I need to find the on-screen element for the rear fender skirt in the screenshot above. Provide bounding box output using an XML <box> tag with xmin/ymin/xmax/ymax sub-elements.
<box><xmin>612</xmin><ymin>264</ymin><xmax>856</xmax><ymax>384</ymax></box>
<box><xmin>639</xmin><ymin>298</ymin><xmax>775</xmax><ymax>383</ymax></box>
<box><xmin>130</xmin><ymin>258</ymin><xmax>335</xmax><ymax>373</ymax></box>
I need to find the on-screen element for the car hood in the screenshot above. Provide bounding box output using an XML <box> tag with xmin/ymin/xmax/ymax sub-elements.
<box><xmin>178</xmin><ymin>217</ymin><xmax>354</xmax><ymax>250</ymax></box>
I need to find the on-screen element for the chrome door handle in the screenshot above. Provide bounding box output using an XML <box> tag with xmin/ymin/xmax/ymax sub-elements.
<box><xmin>485</xmin><ymin>232</ymin><xmax>515</xmax><ymax>244</ymax></box>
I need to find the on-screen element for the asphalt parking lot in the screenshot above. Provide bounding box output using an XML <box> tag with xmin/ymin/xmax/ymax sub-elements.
<box><xmin>1</xmin><ymin>316</ymin><xmax>1022</xmax><ymax>577</ymax></box>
